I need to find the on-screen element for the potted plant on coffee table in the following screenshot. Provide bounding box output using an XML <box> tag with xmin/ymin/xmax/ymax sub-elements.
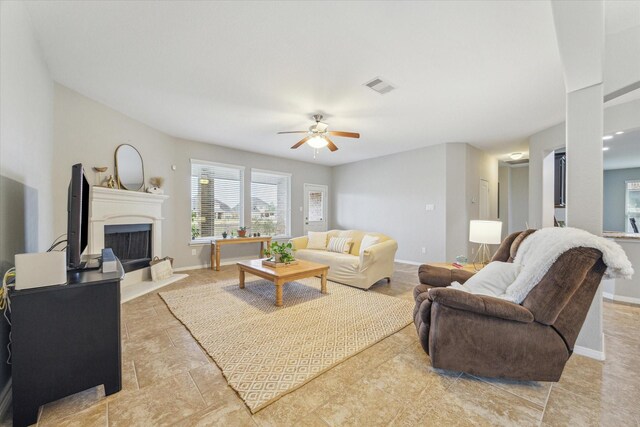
<box><xmin>263</xmin><ymin>242</ymin><xmax>296</xmax><ymax>266</ymax></box>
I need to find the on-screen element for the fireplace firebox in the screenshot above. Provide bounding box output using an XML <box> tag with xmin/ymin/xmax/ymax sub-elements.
<box><xmin>104</xmin><ymin>224</ymin><xmax>152</xmax><ymax>273</ymax></box>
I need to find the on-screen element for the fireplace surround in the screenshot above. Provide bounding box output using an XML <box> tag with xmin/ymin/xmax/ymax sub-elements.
<box><xmin>89</xmin><ymin>186</ymin><xmax>170</xmax><ymax>292</ymax></box>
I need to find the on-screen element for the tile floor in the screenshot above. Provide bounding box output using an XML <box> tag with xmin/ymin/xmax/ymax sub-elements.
<box><xmin>2</xmin><ymin>263</ymin><xmax>639</xmax><ymax>426</ymax></box>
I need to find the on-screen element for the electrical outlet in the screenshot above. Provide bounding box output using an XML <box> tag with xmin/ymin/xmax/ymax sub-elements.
<box><xmin>421</xmin><ymin>247</ymin><xmax>426</xmax><ymax>254</ymax></box>
<box><xmin>191</xmin><ymin>248</ymin><xmax>197</xmax><ymax>255</ymax></box>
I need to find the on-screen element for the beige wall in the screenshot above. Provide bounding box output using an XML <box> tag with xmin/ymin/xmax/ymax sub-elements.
<box><xmin>498</xmin><ymin>165</ymin><xmax>510</xmax><ymax>239</ymax></box>
<box><xmin>445</xmin><ymin>143</ymin><xmax>469</xmax><ymax>260</ymax></box>
<box><xmin>332</xmin><ymin>142</ymin><xmax>499</xmax><ymax>264</ymax></box>
<box><xmin>462</xmin><ymin>144</ymin><xmax>500</xmax><ymax>259</ymax></box>
<box><xmin>509</xmin><ymin>165</ymin><xmax>529</xmax><ymax>233</ymax></box>
<box><xmin>0</xmin><ymin>0</ymin><xmax>55</xmax><ymax>397</ymax></box>
<box><xmin>52</xmin><ymin>84</ymin><xmax>332</xmax><ymax>269</ymax></box>
<box><xmin>331</xmin><ymin>144</ymin><xmax>448</xmax><ymax>263</ymax></box>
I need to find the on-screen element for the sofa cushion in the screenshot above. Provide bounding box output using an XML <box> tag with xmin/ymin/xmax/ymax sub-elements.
<box><xmin>334</xmin><ymin>230</ymin><xmax>390</xmax><ymax>256</ymax></box>
<box><xmin>359</xmin><ymin>235</ymin><xmax>380</xmax><ymax>256</ymax></box>
<box><xmin>327</xmin><ymin>237</ymin><xmax>353</xmax><ymax>254</ymax></box>
<box><xmin>307</xmin><ymin>231</ymin><xmax>328</xmax><ymax>250</ymax></box>
<box><xmin>295</xmin><ymin>249</ymin><xmax>360</xmax><ymax>275</ymax></box>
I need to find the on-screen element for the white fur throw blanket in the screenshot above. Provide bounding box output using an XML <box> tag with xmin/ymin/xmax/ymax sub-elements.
<box><xmin>503</xmin><ymin>227</ymin><xmax>634</xmax><ymax>303</ymax></box>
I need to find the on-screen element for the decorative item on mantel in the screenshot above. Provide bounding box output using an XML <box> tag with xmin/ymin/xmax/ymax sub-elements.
<box><xmin>106</xmin><ymin>175</ymin><xmax>117</xmax><ymax>189</ymax></box>
<box><xmin>92</xmin><ymin>166</ymin><xmax>108</xmax><ymax>186</ymax></box>
<box><xmin>262</xmin><ymin>241</ymin><xmax>297</xmax><ymax>267</ymax></box>
<box><xmin>147</xmin><ymin>177</ymin><xmax>165</xmax><ymax>194</ymax></box>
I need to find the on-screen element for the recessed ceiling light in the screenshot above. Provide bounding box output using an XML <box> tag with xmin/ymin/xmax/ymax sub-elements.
<box><xmin>615</xmin><ymin>131</ymin><xmax>624</xmax><ymax>135</ymax></box>
<box><xmin>509</xmin><ymin>152</ymin><xmax>523</xmax><ymax>160</ymax></box>
<box><xmin>603</xmin><ymin>135</ymin><xmax>613</xmax><ymax>140</ymax></box>
<box><xmin>602</xmin><ymin>147</ymin><xmax>610</xmax><ymax>151</ymax></box>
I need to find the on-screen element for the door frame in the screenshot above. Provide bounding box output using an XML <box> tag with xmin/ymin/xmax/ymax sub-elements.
<box><xmin>303</xmin><ymin>183</ymin><xmax>328</xmax><ymax>234</ymax></box>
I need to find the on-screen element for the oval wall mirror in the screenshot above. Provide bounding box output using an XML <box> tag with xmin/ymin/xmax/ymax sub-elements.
<box><xmin>115</xmin><ymin>144</ymin><xmax>145</xmax><ymax>191</ymax></box>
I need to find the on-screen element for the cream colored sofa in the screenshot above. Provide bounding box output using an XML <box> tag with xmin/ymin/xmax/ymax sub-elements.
<box><xmin>289</xmin><ymin>230</ymin><xmax>398</xmax><ymax>290</ymax></box>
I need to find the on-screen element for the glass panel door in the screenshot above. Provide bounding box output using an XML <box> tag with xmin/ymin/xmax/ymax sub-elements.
<box><xmin>303</xmin><ymin>184</ymin><xmax>328</xmax><ymax>233</ymax></box>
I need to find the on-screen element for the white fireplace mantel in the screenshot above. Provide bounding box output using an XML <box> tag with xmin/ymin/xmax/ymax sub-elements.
<box><xmin>88</xmin><ymin>186</ymin><xmax>169</xmax><ymax>258</ymax></box>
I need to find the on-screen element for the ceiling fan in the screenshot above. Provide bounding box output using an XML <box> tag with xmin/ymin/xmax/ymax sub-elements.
<box><xmin>278</xmin><ymin>114</ymin><xmax>360</xmax><ymax>152</ymax></box>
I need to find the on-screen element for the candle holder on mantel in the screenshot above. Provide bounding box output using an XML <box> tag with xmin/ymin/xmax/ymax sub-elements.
<box><xmin>92</xmin><ymin>166</ymin><xmax>108</xmax><ymax>186</ymax></box>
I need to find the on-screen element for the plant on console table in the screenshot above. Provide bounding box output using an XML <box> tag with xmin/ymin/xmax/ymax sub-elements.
<box><xmin>237</xmin><ymin>226</ymin><xmax>248</xmax><ymax>237</ymax></box>
<box><xmin>264</xmin><ymin>242</ymin><xmax>295</xmax><ymax>264</ymax></box>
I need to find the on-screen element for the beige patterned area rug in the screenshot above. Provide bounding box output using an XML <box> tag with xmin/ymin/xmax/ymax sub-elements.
<box><xmin>159</xmin><ymin>277</ymin><xmax>414</xmax><ymax>413</ymax></box>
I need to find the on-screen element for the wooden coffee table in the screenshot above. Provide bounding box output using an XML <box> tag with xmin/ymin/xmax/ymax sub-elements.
<box><xmin>236</xmin><ymin>259</ymin><xmax>329</xmax><ymax>307</ymax></box>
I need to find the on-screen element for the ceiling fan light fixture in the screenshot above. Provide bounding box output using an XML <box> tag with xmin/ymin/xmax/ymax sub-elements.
<box><xmin>307</xmin><ymin>135</ymin><xmax>328</xmax><ymax>149</ymax></box>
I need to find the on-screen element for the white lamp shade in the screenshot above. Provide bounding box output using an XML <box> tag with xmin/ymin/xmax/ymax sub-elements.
<box><xmin>469</xmin><ymin>220</ymin><xmax>502</xmax><ymax>244</ymax></box>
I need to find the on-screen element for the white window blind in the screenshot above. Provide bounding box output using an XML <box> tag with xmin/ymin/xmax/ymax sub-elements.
<box><xmin>191</xmin><ymin>160</ymin><xmax>244</xmax><ymax>240</ymax></box>
<box><xmin>251</xmin><ymin>170</ymin><xmax>291</xmax><ymax>237</ymax></box>
<box><xmin>626</xmin><ymin>180</ymin><xmax>640</xmax><ymax>232</ymax></box>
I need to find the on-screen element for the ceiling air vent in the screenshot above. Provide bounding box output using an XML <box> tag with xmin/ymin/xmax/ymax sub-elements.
<box><xmin>364</xmin><ymin>77</ymin><xmax>396</xmax><ymax>95</ymax></box>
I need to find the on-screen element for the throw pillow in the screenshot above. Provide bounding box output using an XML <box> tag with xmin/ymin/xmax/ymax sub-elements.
<box><xmin>327</xmin><ymin>237</ymin><xmax>353</xmax><ymax>254</ymax></box>
<box><xmin>359</xmin><ymin>235</ymin><xmax>380</xmax><ymax>256</ymax></box>
<box><xmin>307</xmin><ymin>231</ymin><xmax>328</xmax><ymax>250</ymax></box>
<box><xmin>448</xmin><ymin>261</ymin><xmax>521</xmax><ymax>298</ymax></box>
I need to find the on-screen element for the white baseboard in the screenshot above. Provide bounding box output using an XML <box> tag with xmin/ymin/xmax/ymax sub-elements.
<box><xmin>0</xmin><ymin>379</ymin><xmax>11</xmax><ymax>422</ymax></box>
<box><xmin>394</xmin><ymin>259</ymin><xmax>423</xmax><ymax>266</ymax></box>
<box><xmin>173</xmin><ymin>256</ymin><xmax>258</xmax><ymax>272</ymax></box>
<box><xmin>174</xmin><ymin>263</ymin><xmax>209</xmax><ymax>272</ymax></box>
<box><xmin>574</xmin><ymin>334</ymin><xmax>606</xmax><ymax>361</ymax></box>
<box><xmin>602</xmin><ymin>292</ymin><xmax>640</xmax><ymax>306</ymax></box>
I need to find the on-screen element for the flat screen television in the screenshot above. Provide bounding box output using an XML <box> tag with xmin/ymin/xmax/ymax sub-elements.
<box><xmin>67</xmin><ymin>163</ymin><xmax>90</xmax><ymax>270</ymax></box>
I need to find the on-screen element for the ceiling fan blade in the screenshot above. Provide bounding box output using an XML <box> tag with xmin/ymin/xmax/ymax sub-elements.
<box><xmin>278</xmin><ymin>131</ymin><xmax>308</xmax><ymax>134</ymax></box>
<box><xmin>291</xmin><ymin>136</ymin><xmax>311</xmax><ymax>149</ymax></box>
<box><xmin>328</xmin><ymin>131</ymin><xmax>360</xmax><ymax>138</ymax></box>
<box><xmin>325</xmin><ymin>137</ymin><xmax>339</xmax><ymax>152</ymax></box>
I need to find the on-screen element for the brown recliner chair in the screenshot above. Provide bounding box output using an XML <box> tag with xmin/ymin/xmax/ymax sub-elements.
<box><xmin>413</xmin><ymin>230</ymin><xmax>606</xmax><ymax>382</ymax></box>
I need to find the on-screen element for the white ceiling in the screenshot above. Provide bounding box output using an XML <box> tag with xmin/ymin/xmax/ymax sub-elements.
<box><xmin>26</xmin><ymin>1</ymin><xmax>568</xmax><ymax>166</ymax></box>
<box><xmin>603</xmin><ymin>127</ymin><xmax>640</xmax><ymax>170</ymax></box>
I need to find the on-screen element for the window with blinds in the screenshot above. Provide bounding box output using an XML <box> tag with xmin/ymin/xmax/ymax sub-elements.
<box><xmin>191</xmin><ymin>160</ymin><xmax>244</xmax><ymax>240</ymax></box>
<box><xmin>251</xmin><ymin>169</ymin><xmax>291</xmax><ymax>237</ymax></box>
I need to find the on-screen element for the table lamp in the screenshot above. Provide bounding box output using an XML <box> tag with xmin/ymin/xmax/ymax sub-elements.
<box><xmin>469</xmin><ymin>220</ymin><xmax>503</xmax><ymax>270</ymax></box>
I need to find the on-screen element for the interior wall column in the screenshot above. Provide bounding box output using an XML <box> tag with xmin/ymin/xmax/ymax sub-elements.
<box><xmin>551</xmin><ymin>0</ymin><xmax>605</xmax><ymax>358</ymax></box>
<box><xmin>565</xmin><ymin>83</ymin><xmax>604</xmax><ymax>356</ymax></box>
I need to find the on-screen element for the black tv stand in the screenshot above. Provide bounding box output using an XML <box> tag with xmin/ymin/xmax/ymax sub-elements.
<box><xmin>9</xmin><ymin>257</ymin><xmax>124</xmax><ymax>427</ymax></box>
